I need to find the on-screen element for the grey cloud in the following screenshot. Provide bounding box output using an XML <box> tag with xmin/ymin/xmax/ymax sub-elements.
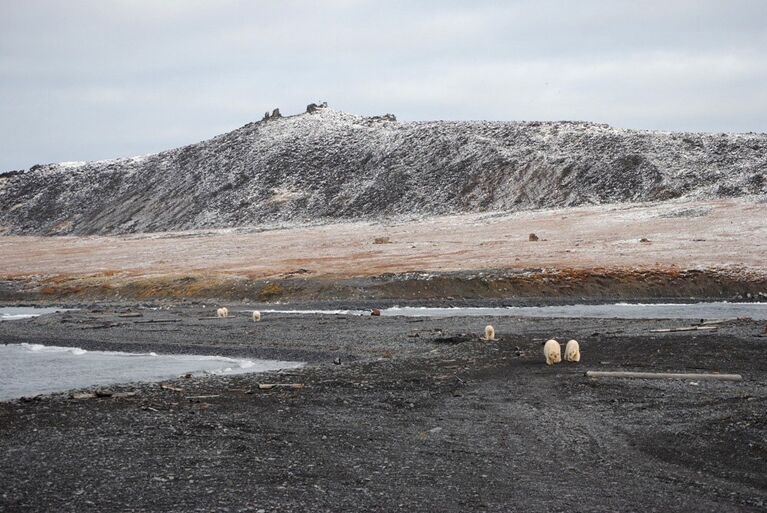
<box><xmin>1</xmin><ymin>0</ymin><xmax>765</xmax><ymax>170</ymax></box>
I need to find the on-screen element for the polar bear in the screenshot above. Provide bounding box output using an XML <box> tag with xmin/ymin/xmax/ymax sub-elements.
<box><xmin>483</xmin><ymin>325</ymin><xmax>497</xmax><ymax>341</ymax></box>
<box><xmin>252</xmin><ymin>310</ymin><xmax>262</xmax><ymax>322</ymax></box>
<box><xmin>544</xmin><ymin>339</ymin><xmax>562</xmax><ymax>365</ymax></box>
<box><xmin>565</xmin><ymin>339</ymin><xmax>580</xmax><ymax>362</ymax></box>
<box><xmin>216</xmin><ymin>307</ymin><xmax>229</xmax><ymax>318</ymax></box>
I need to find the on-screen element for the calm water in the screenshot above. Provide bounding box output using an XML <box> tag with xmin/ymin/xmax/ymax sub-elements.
<box><xmin>0</xmin><ymin>306</ymin><xmax>70</xmax><ymax>321</ymax></box>
<box><xmin>261</xmin><ymin>302</ymin><xmax>767</xmax><ymax>320</ymax></box>
<box><xmin>0</xmin><ymin>343</ymin><xmax>303</xmax><ymax>401</ymax></box>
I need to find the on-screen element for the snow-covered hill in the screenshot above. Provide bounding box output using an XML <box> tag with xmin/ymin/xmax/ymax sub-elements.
<box><xmin>1</xmin><ymin>104</ymin><xmax>765</xmax><ymax>235</ymax></box>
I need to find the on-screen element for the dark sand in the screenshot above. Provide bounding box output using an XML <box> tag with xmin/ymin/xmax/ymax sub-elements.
<box><xmin>1</xmin><ymin>304</ymin><xmax>767</xmax><ymax>512</ymax></box>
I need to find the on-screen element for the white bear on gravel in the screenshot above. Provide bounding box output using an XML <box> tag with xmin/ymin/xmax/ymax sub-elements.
<box><xmin>216</xmin><ymin>307</ymin><xmax>229</xmax><ymax>318</ymax></box>
<box><xmin>252</xmin><ymin>310</ymin><xmax>261</xmax><ymax>322</ymax></box>
<box><xmin>483</xmin><ymin>325</ymin><xmax>497</xmax><ymax>341</ymax></box>
<box><xmin>565</xmin><ymin>339</ymin><xmax>581</xmax><ymax>362</ymax></box>
<box><xmin>544</xmin><ymin>339</ymin><xmax>562</xmax><ymax>365</ymax></box>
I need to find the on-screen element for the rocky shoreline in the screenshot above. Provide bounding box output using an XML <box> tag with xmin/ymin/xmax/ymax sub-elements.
<box><xmin>2</xmin><ymin>304</ymin><xmax>766</xmax><ymax>511</ymax></box>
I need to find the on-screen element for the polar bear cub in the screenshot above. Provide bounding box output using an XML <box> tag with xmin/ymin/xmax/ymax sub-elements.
<box><xmin>252</xmin><ymin>310</ymin><xmax>262</xmax><ymax>322</ymax></box>
<box><xmin>565</xmin><ymin>339</ymin><xmax>581</xmax><ymax>362</ymax></box>
<box><xmin>544</xmin><ymin>339</ymin><xmax>562</xmax><ymax>365</ymax></box>
<box><xmin>216</xmin><ymin>307</ymin><xmax>229</xmax><ymax>318</ymax></box>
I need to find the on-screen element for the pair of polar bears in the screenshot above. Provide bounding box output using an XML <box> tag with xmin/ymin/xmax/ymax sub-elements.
<box><xmin>216</xmin><ymin>307</ymin><xmax>262</xmax><ymax>322</ymax></box>
<box><xmin>483</xmin><ymin>325</ymin><xmax>580</xmax><ymax>365</ymax></box>
<box><xmin>544</xmin><ymin>338</ymin><xmax>580</xmax><ymax>365</ymax></box>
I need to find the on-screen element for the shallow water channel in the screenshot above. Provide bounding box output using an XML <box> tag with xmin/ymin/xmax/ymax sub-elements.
<box><xmin>262</xmin><ymin>302</ymin><xmax>767</xmax><ymax>320</ymax></box>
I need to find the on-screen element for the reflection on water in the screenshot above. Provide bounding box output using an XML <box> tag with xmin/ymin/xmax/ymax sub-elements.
<box><xmin>0</xmin><ymin>307</ymin><xmax>70</xmax><ymax>321</ymax></box>
<box><xmin>0</xmin><ymin>343</ymin><xmax>303</xmax><ymax>401</ymax></box>
<box><xmin>381</xmin><ymin>303</ymin><xmax>767</xmax><ymax>320</ymax></box>
<box><xmin>262</xmin><ymin>302</ymin><xmax>767</xmax><ymax>320</ymax></box>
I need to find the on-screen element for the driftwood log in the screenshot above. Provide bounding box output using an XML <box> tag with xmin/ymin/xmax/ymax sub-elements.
<box><xmin>650</xmin><ymin>326</ymin><xmax>718</xmax><ymax>333</ymax></box>
<box><xmin>585</xmin><ymin>371</ymin><xmax>742</xmax><ymax>381</ymax></box>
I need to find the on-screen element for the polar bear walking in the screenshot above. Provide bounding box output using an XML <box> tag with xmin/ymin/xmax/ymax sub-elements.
<box><xmin>565</xmin><ymin>339</ymin><xmax>581</xmax><ymax>362</ymax></box>
<box><xmin>216</xmin><ymin>307</ymin><xmax>229</xmax><ymax>318</ymax></box>
<box><xmin>544</xmin><ymin>339</ymin><xmax>562</xmax><ymax>365</ymax></box>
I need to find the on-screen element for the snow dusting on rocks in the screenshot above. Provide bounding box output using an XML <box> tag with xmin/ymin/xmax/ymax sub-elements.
<box><xmin>0</xmin><ymin>104</ymin><xmax>765</xmax><ymax>235</ymax></box>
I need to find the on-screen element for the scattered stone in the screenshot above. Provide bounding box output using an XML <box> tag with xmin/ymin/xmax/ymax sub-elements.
<box><xmin>95</xmin><ymin>389</ymin><xmax>114</xmax><ymax>398</ymax></box>
<box><xmin>262</xmin><ymin>108</ymin><xmax>282</xmax><ymax>121</ymax></box>
<box><xmin>528</xmin><ymin>233</ymin><xmax>539</xmax><ymax>242</ymax></box>
<box><xmin>112</xmin><ymin>391</ymin><xmax>138</xmax><ymax>399</ymax></box>
<box><xmin>282</xmin><ymin>268</ymin><xmax>312</xmax><ymax>278</ymax></box>
<box><xmin>640</xmin><ymin>238</ymin><xmax>651</xmax><ymax>243</ymax></box>
<box><xmin>333</xmin><ymin>357</ymin><xmax>342</xmax><ymax>365</ymax></box>
<box><xmin>70</xmin><ymin>392</ymin><xmax>96</xmax><ymax>400</ymax></box>
<box><xmin>258</xmin><ymin>384</ymin><xmax>305</xmax><ymax>390</ymax></box>
<box><xmin>433</xmin><ymin>334</ymin><xmax>473</xmax><ymax>345</ymax></box>
<box><xmin>369</xmin><ymin>113</ymin><xmax>397</xmax><ymax>122</ymax></box>
<box><xmin>371</xmin><ymin>308</ymin><xmax>382</xmax><ymax>316</ymax></box>
<box><xmin>306</xmin><ymin>101</ymin><xmax>328</xmax><ymax>113</ymax></box>
<box><xmin>373</xmin><ymin>237</ymin><xmax>392</xmax><ymax>244</ymax></box>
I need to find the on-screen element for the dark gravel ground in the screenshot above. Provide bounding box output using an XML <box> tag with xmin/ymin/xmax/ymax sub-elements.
<box><xmin>1</xmin><ymin>303</ymin><xmax>767</xmax><ymax>512</ymax></box>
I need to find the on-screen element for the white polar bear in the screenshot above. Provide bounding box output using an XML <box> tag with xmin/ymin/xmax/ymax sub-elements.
<box><xmin>252</xmin><ymin>310</ymin><xmax>262</xmax><ymax>322</ymax></box>
<box><xmin>565</xmin><ymin>339</ymin><xmax>581</xmax><ymax>362</ymax></box>
<box><xmin>483</xmin><ymin>325</ymin><xmax>497</xmax><ymax>341</ymax></box>
<box><xmin>544</xmin><ymin>339</ymin><xmax>562</xmax><ymax>365</ymax></box>
<box><xmin>216</xmin><ymin>307</ymin><xmax>229</xmax><ymax>318</ymax></box>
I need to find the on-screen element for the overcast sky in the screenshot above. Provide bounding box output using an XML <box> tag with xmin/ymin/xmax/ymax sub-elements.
<box><xmin>1</xmin><ymin>0</ymin><xmax>766</xmax><ymax>171</ymax></box>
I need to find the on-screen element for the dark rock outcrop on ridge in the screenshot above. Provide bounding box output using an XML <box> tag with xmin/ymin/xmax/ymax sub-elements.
<box><xmin>1</xmin><ymin>105</ymin><xmax>765</xmax><ymax>235</ymax></box>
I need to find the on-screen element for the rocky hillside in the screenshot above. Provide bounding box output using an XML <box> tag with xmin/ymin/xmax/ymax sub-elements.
<box><xmin>1</xmin><ymin>104</ymin><xmax>765</xmax><ymax>235</ymax></box>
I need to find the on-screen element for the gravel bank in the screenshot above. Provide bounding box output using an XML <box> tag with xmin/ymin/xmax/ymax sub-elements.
<box><xmin>2</xmin><ymin>305</ymin><xmax>766</xmax><ymax>512</ymax></box>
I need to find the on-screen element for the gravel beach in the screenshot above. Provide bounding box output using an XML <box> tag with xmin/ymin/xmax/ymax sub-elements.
<box><xmin>2</xmin><ymin>304</ymin><xmax>766</xmax><ymax>512</ymax></box>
